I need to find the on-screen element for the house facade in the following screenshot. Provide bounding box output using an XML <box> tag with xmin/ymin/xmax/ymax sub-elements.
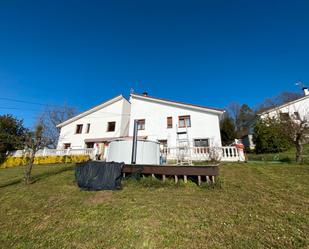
<box><xmin>57</xmin><ymin>92</ymin><xmax>225</xmax><ymax>158</ymax></box>
<box><xmin>259</xmin><ymin>87</ymin><xmax>309</xmax><ymax>120</ymax></box>
<box><xmin>129</xmin><ymin>93</ymin><xmax>224</xmax><ymax>148</ymax></box>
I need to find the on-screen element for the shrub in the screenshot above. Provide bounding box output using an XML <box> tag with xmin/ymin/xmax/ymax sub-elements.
<box><xmin>0</xmin><ymin>155</ymin><xmax>90</xmax><ymax>168</ymax></box>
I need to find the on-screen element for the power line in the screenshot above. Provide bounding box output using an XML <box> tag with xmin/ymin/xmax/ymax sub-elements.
<box><xmin>0</xmin><ymin>107</ymin><xmax>42</xmax><ymax>112</ymax></box>
<box><xmin>0</xmin><ymin>97</ymin><xmax>62</xmax><ymax>107</ymax></box>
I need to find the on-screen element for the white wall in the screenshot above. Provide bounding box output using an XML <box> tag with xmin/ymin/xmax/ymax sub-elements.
<box><xmin>260</xmin><ymin>96</ymin><xmax>309</xmax><ymax>120</ymax></box>
<box><xmin>57</xmin><ymin>98</ymin><xmax>130</xmax><ymax>149</ymax></box>
<box><xmin>129</xmin><ymin>96</ymin><xmax>223</xmax><ymax>147</ymax></box>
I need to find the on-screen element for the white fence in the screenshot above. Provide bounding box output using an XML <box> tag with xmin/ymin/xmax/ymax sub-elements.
<box><xmin>9</xmin><ymin>146</ymin><xmax>244</xmax><ymax>162</ymax></box>
<box><xmin>161</xmin><ymin>146</ymin><xmax>245</xmax><ymax>162</ymax></box>
<box><xmin>9</xmin><ymin>148</ymin><xmax>95</xmax><ymax>158</ymax></box>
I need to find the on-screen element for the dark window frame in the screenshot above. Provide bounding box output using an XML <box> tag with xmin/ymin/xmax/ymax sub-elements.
<box><xmin>137</xmin><ymin>119</ymin><xmax>145</xmax><ymax>130</ymax></box>
<box><xmin>194</xmin><ymin>138</ymin><xmax>209</xmax><ymax>147</ymax></box>
<box><xmin>107</xmin><ymin>121</ymin><xmax>116</xmax><ymax>132</ymax></box>
<box><xmin>86</xmin><ymin>123</ymin><xmax>91</xmax><ymax>133</ymax></box>
<box><xmin>75</xmin><ymin>124</ymin><xmax>83</xmax><ymax>134</ymax></box>
<box><xmin>167</xmin><ymin>117</ymin><xmax>173</xmax><ymax>128</ymax></box>
<box><xmin>178</xmin><ymin>115</ymin><xmax>191</xmax><ymax>128</ymax></box>
<box><xmin>64</xmin><ymin>143</ymin><xmax>71</xmax><ymax>149</ymax></box>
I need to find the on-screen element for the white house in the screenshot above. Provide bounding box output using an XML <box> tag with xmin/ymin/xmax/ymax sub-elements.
<box><xmin>259</xmin><ymin>87</ymin><xmax>309</xmax><ymax>120</ymax></box>
<box><xmin>57</xmin><ymin>95</ymin><xmax>131</xmax><ymax>157</ymax></box>
<box><xmin>129</xmin><ymin>93</ymin><xmax>224</xmax><ymax>148</ymax></box>
<box><xmin>56</xmin><ymin>92</ymin><xmax>225</xmax><ymax>159</ymax></box>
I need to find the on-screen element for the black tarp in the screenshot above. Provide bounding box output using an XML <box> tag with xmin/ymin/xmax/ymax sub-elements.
<box><xmin>75</xmin><ymin>161</ymin><xmax>124</xmax><ymax>190</ymax></box>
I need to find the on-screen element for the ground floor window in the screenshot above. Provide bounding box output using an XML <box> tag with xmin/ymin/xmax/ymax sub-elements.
<box><xmin>137</xmin><ymin>119</ymin><xmax>145</xmax><ymax>130</ymax></box>
<box><xmin>63</xmin><ymin>143</ymin><xmax>71</xmax><ymax>149</ymax></box>
<box><xmin>158</xmin><ymin>139</ymin><xmax>168</xmax><ymax>147</ymax></box>
<box><xmin>194</xmin><ymin>138</ymin><xmax>209</xmax><ymax>147</ymax></box>
<box><xmin>85</xmin><ymin>142</ymin><xmax>95</xmax><ymax>148</ymax></box>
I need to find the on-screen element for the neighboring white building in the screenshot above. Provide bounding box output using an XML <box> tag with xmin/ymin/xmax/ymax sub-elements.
<box><xmin>259</xmin><ymin>87</ymin><xmax>309</xmax><ymax>120</ymax></box>
<box><xmin>56</xmin><ymin>92</ymin><xmax>225</xmax><ymax>158</ymax></box>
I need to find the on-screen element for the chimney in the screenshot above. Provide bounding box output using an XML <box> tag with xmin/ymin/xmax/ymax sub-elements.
<box><xmin>142</xmin><ymin>92</ymin><xmax>148</xmax><ymax>96</ymax></box>
<box><xmin>303</xmin><ymin>87</ymin><xmax>309</xmax><ymax>96</ymax></box>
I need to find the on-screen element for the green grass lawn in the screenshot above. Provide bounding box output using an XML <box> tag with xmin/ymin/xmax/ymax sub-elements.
<box><xmin>247</xmin><ymin>144</ymin><xmax>309</xmax><ymax>163</ymax></box>
<box><xmin>0</xmin><ymin>163</ymin><xmax>308</xmax><ymax>249</ymax></box>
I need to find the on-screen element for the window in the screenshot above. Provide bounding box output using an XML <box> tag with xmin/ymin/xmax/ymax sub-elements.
<box><xmin>85</xmin><ymin>142</ymin><xmax>94</xmax><ymax>148</ymax></box>
<box><xmin>167</xmin><ymin>117</ymin><xmax>173</xmax><ymax>128</ymax></box>
<box><xmin>294</xmin><ymin>112</ymin><xmax>301</xmax><ymax>120</ymax></box>
<box><xmin>178</xmin><ymin>115</ymin><xmax>191</xmax><ymax>128</ymax></box>
<box><xmin>137</xmin><ymin>119</ymin><xmax>145</xmax><ymax>130</ymax></box>
<box><xmin>107</xmin><ymin>122</ymin><xmax>116</xmax><ymax>132</ymax></box>
<box><xmin>63</xmin><ymin>143</ymin><xmax>71</xmax><ymax>149</ymax></box>
<box><xmin>75</xmin><ymin>124</ymin><xmax>83</xmax><ymax>134</ymax></box>
<box><xmin>280</xmin><ymin>112</ymin><xmax>289</xmax><ymax>121</ymax></box>
<box><xmin>86</xmin><ymin>123</ymin><xmax>91</xmax><ymax>133</ymax></box>
<box><xmin>194</xmin><ymin>139</ymin><xmax>209</xmax><ymax>147</ymax></box>
<box><xmin>158</xmin><ymin>139</ymin><xmax>168</xmax><ymax>147</ymax></box>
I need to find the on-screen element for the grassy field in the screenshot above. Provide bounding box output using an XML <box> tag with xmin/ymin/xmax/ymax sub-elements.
<box><xmin>247</xmin><ymin>144</ymin><xmax>309</xmax><ymax>163</ymax></box>
<box><xmin>0</xmin><ymin>163</ymin><xmax>308</xmax><ymax>249</ymax></box>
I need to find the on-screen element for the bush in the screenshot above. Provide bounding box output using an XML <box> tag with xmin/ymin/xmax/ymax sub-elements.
<box><xmin>253</xmin><ymin>117</ymin><xmax>293</xmax><ymax>154</ymax></box>
<box><xmin>0</xmin><ymin>155</ymin><xmax>90</xmax><ymax>168</ymax></box>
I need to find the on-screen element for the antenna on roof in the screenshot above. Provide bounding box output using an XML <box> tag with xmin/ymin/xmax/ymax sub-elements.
<box><xmin>296</xmin><ymin>81</ymin><xmax>309</xmax><ymax>96</ymax></box>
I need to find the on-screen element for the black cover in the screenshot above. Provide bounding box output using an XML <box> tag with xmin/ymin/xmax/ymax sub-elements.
<box><xmin>75</xmin><ymin>161</ymin><xmax>124</xmax><ymax>190</ymax></box>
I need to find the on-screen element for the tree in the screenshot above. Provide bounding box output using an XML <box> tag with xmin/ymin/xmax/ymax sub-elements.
<box><xmin>253</xmin><ymin>117</ymin><xmax>293</xmax><ymax>154</ymax></box>
<box><xmin>256</xmin><ymin>91</ymin><xmax>302</xmax><ymax>114</ymax></box>
<box><xmin>236</xmin><ymin>104</ymin><xmax>255</xmax><ymax>138</ymax></box>
<box><xmin>226</xmin><ymin>102</ymin><xmax>241</xmax><ymax>126</ymax></box>
<box><xmin>24</xmin><ymin>124</ymin><xmax>51</xmax><ymax>184</ymax></box>
<box><xmin>220</xmin><ymin>115</ymin><xmax>236</xmax><ymax>145</ymax></box>
<box><xmin>37</xmin><ymin>104</ymin><xmax>77</xmax><ymax>148</ymax></box>
<box><xmin>281</xmin><ymin>112</ymin><xmax>309</xmax><ymax>163</ymax></box>
<box><xmin>0</xmin><ymin>114</ymin><xmax>27</xmax><ymax>159</ymax></box>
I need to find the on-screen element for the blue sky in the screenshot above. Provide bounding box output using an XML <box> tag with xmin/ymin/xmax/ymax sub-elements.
<box><xmin>1</xmin><ymin>0</ymin><xmax>309</xmax><ymax>127</ymax></box>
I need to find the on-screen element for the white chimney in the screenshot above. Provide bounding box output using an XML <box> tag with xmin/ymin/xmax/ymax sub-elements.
<box><xmin>303</xmin><ymin>87</ymin><xmax>309</xmax><ymax>96</ymax></box>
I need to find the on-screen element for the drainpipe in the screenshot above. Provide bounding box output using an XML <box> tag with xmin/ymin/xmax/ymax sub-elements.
<box><xmin>131</xmin><ymin>120</ymin><xmax>138</xmax><ymax>164</ymax></box>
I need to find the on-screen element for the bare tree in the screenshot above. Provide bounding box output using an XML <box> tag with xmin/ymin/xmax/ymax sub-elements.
<box><xmin>281</xmin><ymin>110</ymin><xmax>309</xmax><ymax>163</ymax></box>
<box><xmin>37</xmin><ymin>104</ymin><xmax>77</xmax><ymax>148</ymax></box>
<box><xmin>226</xmin><ymin>102</ymin><xmax>241</xmax><ymax>124</ymax></box>
<box><xmin>24</xmin><ymin>125</ymin><xmax>51</xmax><ymax>184</ymax></box>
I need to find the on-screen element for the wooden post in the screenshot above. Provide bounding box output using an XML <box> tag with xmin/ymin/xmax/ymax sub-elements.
<box><xmin>175</xmin><ymin>175</ymin><xmax>178</xmax><ymax>184</ymax></box>
<box><xmin>162</xmin><ymin>175</ymin><xmax>166</xmax><ymax>182</ymax></box>
<box><xmin>198</xmin><ymin>175</ymin><xmax>201</xmax><ymax>186</ymax></box>
<box><xmin>184</xmin><ymin>175</ymin><xmax>187</xmax><ymax>183</ymax></box>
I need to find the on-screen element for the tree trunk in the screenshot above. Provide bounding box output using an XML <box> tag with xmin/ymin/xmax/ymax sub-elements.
<box><xmin>295</xmin><ymin>140</ymin><xmax>303</xmax><ymax>163</ymax></box>
<box><xmin>24</xmin><ymin>151</ymin><xmax>35</xmax><ymax>184</ymax></box>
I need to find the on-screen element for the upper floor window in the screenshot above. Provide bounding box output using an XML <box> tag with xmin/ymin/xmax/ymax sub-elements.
<box><xmin>107</xmin><ymin>122</ymin><xmax>116</xmax><ymax>132</ymax></box>
<box><xmin>137</xmin><ymin>119</ymin><xmax>145</xmax><ymax>130</ymax></box>
<box><xmin>178</xmin><ymin>115</ymin><xmax>191</xmax><ymax>128</ymax></box>
<box><xmin>167</xmin><ymin>117</ymin><xmax>173</xmax><ymax>128</ymax></box>
<box><xmin>75</xmin><ymin>124</ymin><xmax>83</xmax><ymax>134</ymax></box>
<box><xmin>194</xmin><ymin>138</ymin><xmax>209</xmax><ymax>147</ymax></box>
<box><xmin>86</xmin><ymin>123</ymin><xmax>91</xmax><ymax>133</ymax></box>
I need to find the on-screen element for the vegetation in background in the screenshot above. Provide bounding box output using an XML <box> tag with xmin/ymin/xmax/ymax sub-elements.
<box><xmin>253</xmin><ymin>117</ymin><xmax>293</xmax><ymax>154</ymax></box>
<box><xmin>0</xmin><ymin>163</ymin><xmax>308</xmax><ymax>248</ymax></box>
<box><xmin>37</xmin><ymin>104</ymin><xmax>77</xmax><ymax>148</ymax></box>
<box><xmin>0</xmin><ymin>114</ymin><xmax>27</xmax><ymax>160</ymax></box>
<box><xmin>0</xmin><ymin>155</ymin><xmax>90</xmax><ymax>168</ymax></box>
<box><xmin>220</xmin><ymin>114</ymin><xmax>236</xmax><ymax>145</ymax></box>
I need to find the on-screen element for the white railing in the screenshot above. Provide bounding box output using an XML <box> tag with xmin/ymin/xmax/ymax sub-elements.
<box><xmin>8</xmin><ymin>148</ymin><xmax>95</xmax><ymax>158</ymax></box>
<box><xmin>161</xmin><ymin>146</ymin><xmax>245</xmax><ymax>162</ymax></box>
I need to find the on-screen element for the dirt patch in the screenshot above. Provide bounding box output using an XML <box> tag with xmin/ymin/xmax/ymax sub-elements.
<box><xmin>86</xmin><ymin>191</ymin><xmax>113</xmax><ymax>205</ymax></box>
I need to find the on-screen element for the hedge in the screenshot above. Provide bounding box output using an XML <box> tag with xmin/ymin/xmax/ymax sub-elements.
<box><xmin>0</xmin><ymin>155</ymin><xmax>90</xmax><ymax>169</ymax></box>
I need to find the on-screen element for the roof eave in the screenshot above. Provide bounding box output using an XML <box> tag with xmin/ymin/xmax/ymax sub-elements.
<box><xmin>56</xmin><ymin>94</ymin><xmax>124</xmax><ymax>128</ymax></box>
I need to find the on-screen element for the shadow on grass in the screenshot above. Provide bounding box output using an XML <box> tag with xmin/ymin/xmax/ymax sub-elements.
<box><xmin>0</xmin><ymin>164</ymin><xmax>75</xmax><ymax>188</ymax></box>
